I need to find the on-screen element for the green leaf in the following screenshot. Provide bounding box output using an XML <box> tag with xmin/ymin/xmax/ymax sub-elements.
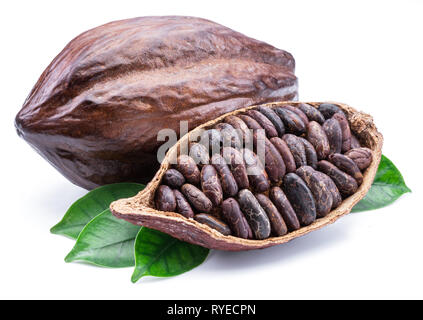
<box><xmin>352</xmin><ymin>155</ymin><xmax>411</xmax><ymax>212</ymax></box>
<box><xmin>51</xmin><ymin>183</ymin><xmax>144</xmax><ymax>239</ymax></box>
<box><xmin>131</xmin><ymin>228</ymin><xmax>209</xmax><ymax>283</ymax></box>
<box><xmin>65</xmin><ymin>209</ymin><xmax>140</xmax><ymax>268</ymax></box>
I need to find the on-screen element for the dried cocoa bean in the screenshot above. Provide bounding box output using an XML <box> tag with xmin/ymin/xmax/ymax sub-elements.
<box><xmin>210</xmin><ymin>154</ymin><xmax>239</xmax><ymax>197</ymax></box>
<box><xmin>306</xmin><ymin>121</ymin><xmax>330</xmax><ymax>160</ymax></box>
<box><xmin>255</xmin><ymin>193</ymin><xmax>288</xmax><ymax>236</ymax></box>
<box><xmin>189</xmin><ymin>143</ymin><xmax>210</xmax><ymax>166</ymax></box>
<box><xmin>238</xmin><ymin>114</ymin><xmax>263</xmax><ymax>131</ymax></box>
<box><xmin>350</xmin><ymin>134</ymin><xmax>362</xmax><ymax>149</ymax></box>
<box><xmin>275</xmin><ymin>107</ymin><xmax>306</xmax><ymax>135</ymax></box>
<box><xmin>283</xmin><ymin>173</ymin><xmax>317</xmax><ymax>226</ymax></box>
<box><xmin>323</xmin><ymin>118</ymin><xmax>342</xmax><ymax>154</ymax></box>
<box><xmin>329</xmin><ymin>153</ymin><xmax>363</xmax><ymax>185</ymax></box>
<box><xmin>162</xmin><ymin>169</ymin><xmax>186</xmax><ymax>189</ymax></box>
<box><xmin>318</xmin><ymin>103</ymin><xmax>343</xmax><ymax>119</ymax></box>
<box><xmin>269</xmin><ymin>186</ymin><xmax>300</xmax><ymax>231</ymax></box>
<box><xmin>155</xmin><ymin>185</ymin><xmax>177</xmax><ymax>212</ymax></box>
<box><xmin>298</xmin><ymin>103</ymin><xmax>325</xmax><ymax>124</ymax></box>
<box><xmin>194</xmin><ymin>214</ymin><xmax>231</xmax><ymax>236</ymax></box>
<box><xmin>299</xmin><ymin>137</ymin><xmax>318</xmax><ymax>169</ymax></box>
<box><xmin>237</xmin><ymin>189</ymin><xmax>271</xmax><ymax>239</ymax></box>
<box><xmin>175</xmin><ymin>155</ymin><xmax>201</xmax><ymax>185</ymax></box>
<box><xmin>246</xmin><ymin>110</ymin><xmax>278</xmax><ymax>138</ymax></box>
<box><xmin>173</xmin><ymin>189</ymin><xmax>194</xmax><ymax>218</ymax></box>
<box><xmin>257</xmin><ymin>105</ymin><xmax>285</xmax><ymax>136</ymax></box>
<box><xmin>282</xmin><ymin>134</ymin><xmax>307</xmax><ymax>168</ymax></box>
<box><xmin>332</xmin><ymin>112</ymin><xmax>351</xmax><ymax>152</ymax></box>
<box><xmin>181</xmin><ymin>184</ymin><xmax>213</xmax><ymax>213</ymax></box>
<box><xmin>221</xmin><ymin>147</ymin><xmax>249</xmax><ymax>189</ymax></box>
<box><xmin>314</xmin><ymin>171</ymin><xmax>342</xmax><ymax>209</ymax></box>
<box><xmin>317</xmin><ymin>160</ymin><xmax>358</xmax><ymax>197</ymax></box>
<box><xmin>221</xmin><ymin>198</ymin><xmax>252</xmax><ymax>239</ymax></box>
<box><xmin>270</xmin><ymin>137</ymin><xmax>296</xmax><ymax>173</ymax></box>
<box><xmin>225</xmin><ymin>115</ymin><xmax>253</xmax><ymax>148</ymax></box>
<box><xmin>201</xmin><ymin>165</ymin><xmax>223</xmax><ymax>206</ymax></box>
<box><xmin>200</xmin><ymin>129</ymin><xmax>222</xmax><ymax>155</ymax></box>
<box><xmin>242</xmin><ymin>148</ymin><xmax>270</xmax><ymax>193</ymax></box>
<box><xmin>215</xmin><ymin>123</ymin><xmax>242</xmax><ymax>149</ymax></box>
<box><xmin>296</xmin><ymin>166</ymin><xmax>333</xmax><ymax>217</ymax></box>
<box><xmin>345</xmin><ymin>148</ymin><xmax>373</xmax><ymax>171</ymax></box>
<box><xmin>283</xmin><ymin>105</ymin><xmax>309</xmax><ymax>126</ymax></box>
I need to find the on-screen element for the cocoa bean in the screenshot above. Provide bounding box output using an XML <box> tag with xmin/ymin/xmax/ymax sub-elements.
<box><xmin>155</xmin><ymin>185</ymin><xmax>177</xmax><ymax>212</ymax></box>
<box><xmin>173</xmin><ymin>189</ymin><xmax>194</xmax><ymax>218</ymax></box>
<box><xmin>238</xmin><ymin>114</ymin><xmax>263</xmax><ymax>131</ymax></box>
<box><xmin>298</xmin><ymin>103</ymin><xmax>325</xmax><ymax>124</ymax></box>
<box><xmin>318</xmin><ymin>103</ymin><xmax>343</xmax><ymax>119</ymax></box>
<box><xmin>270</xmin><ymin>137</ymin><xmax>296</xmax><ymax>173</ymax></box>
<box><xmin>246</xmin><ymin>110</ymin><xmax>278</xmax><ymax>138</ymax></box>
<box><xmin>237</xmin><ymin>189</ymin><xmax>271</xmax><ymax>239</ymax></box>
<box><xmin>332</xmin><ymin>112</ymin><xmax>351</xmax><ymax>152</ymax></box>
<box><xmin>350</xmin><ymin>134</ymin><xmax>362</xmax><ymax>149</ymax></box>
<box><xmin>257</xmin><ymin>105</ymin><xmax>286</xmax><ymax>136</ymax></box>
<box><xmin>255</xmin><ymin>193</ymin><xmax>288</xmax><ymax>236</ymax></box>
<box><xmin>269</xmin><ymin>186</ymin><xmax>300</xmax><ymax>231</ymax></box>
<box><xmin>175</xmin><ymin>155</ymin><xmax>201</xmax><ymax>185</ymax></box>
<box><xmin>314</xmin><ymin>171</ymin><xmax>342</xmax><ymax>209</ymax></box>
<box><xmin>283</xmin><ymin>173</ymin><xmax>317</xmax><ymax>226</ymax></box>
<box><xmin>329</xmin><ymin>153</ymin><xmax>363</xmax><ymax>185</ymax></box>
<box><xmin>345</xmin><ymin>147</ymin><xmax>373</xmax><ymax>171</ymax></box>
<box><xmin>200</xmin><ymin>129</ymin><xmax>222</xmax><ymax>155</ymax></box>
<box><xmin>189</xmin><ymin>143</ymin><xmax>210</xmax><ymax>166</ymax></box>
<box><xmin>162</xmin><ymin>169</ymin><xmax>186</xmax><ymax>189</ymax></box>
<box><xmin>181</xmin><ymin>184</ymin><xmax>213</xmax><ymax>213</ymax></box>
<box><xmin>299</xmin><ymin>137</ymin><xmax>318</xmax><ymax>169</ymax></box>
<box><xmin>201</xmin><ymin>165</ymin><xmax>223</xmax><ymax>206</ymax></box>
<box><xmin>323</xmin><ymin>118</ymin><xmax>342</xmax><ymax>154</ymax></box>
<box><xmin>283</xmin><ymin>105</ymin><xmax>309</xmax><ymax>126</ymax></box>
<box><xmin>221</xmin><ymin>198</ymin><xmax>252</xmax><ymax>239</ymax></box>
<box><xmin>215</xmin><ymin>123</ymin><xmax>242</xmax><ymax>149</ymax></box>
<box><xmin>194</xmin><ymin>214</ymin><xmax>231</xmax><ymax>236</ymax></box>
<box><xmin>275</xmin><ymin>107</ymin><xmax>306</xmax><ymax>135</ymax></box>
<box><xmin>242</xmin><ymin>148</ymin><xmax>270</xmax><ymax>192</ymax></box>
<box><xmin>225</xmin><ymin>115</ymin><xmax>253</xmax><ymax>148</ymax></box>
<box><xmin>282</xmin><ymin>134</ymin><xmax>307</xmax><ymax>168</ymax></box>
<box><xmin>317</xmin><ymin>160</ymin><xmax>358</xmax><ymax>197</ymax></box>
<box><xmin>306</xmin><ymin>121</ymin><xmax>330</xmax><ymax>160</ymax></box>
<box><xmin>221</xmin><ymin>147</ymin><xmax>249</xmax><ymax>189</ymax></box>
<box><xmin>210</xmin><ymin>154</ymin><xmax>239</xmax><ymax>197</ymax></box>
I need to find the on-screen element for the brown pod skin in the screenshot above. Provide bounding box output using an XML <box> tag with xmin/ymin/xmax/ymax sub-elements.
<box><xmin>282</xmin><ymin>134</ymin><xmax>307</xmax><ymax>168</ymax></box>
<box><xmin>306</xmin><ymin>121</ymin><xmax>330</xmax><ymax>160</ymax></box>
<box><xmin>350</xmin><ymin>134</ymin><xmax>362</xmax><ymax>149</ymax></box>
<box><xmin>255</xmin><ymin>193</ymin><xmax>288</xmax><ymax>236</ymax></box>
<box><xmin>317</xmin><ymin>161</ymin><xmax>358</xmax><ymax>197</ymax></box>
<box><xmin>242</xmin><ymin>148</ymin><xmax>270</xmax><ymax>193</ymax></box>
<box><xmin>215</xmin><ymin>123</ymin><xmax>242</xmax><ymax>150</ymax></box>
<box><xmin>225</xmin><ymin>116</ymin><xmax>253</xmax><ymax>148</ymax></box>
<box><xmin>189</xmin><ymin>143</ymin><xmax>210</xmax><ymax>166</ymax></box>
<box><xmin>237</xmin><ymin>189</ymin><xmax>271</xmax><ymax>240</ymax></box>
<box><xmin>270</xmin><ymin>137</ymin><xmax>296</xmax><ymax>173</ymax></box>
<box><xmin>298</xmin><ymin>103</ymin><xmax>325</xmax><ymax>124</ymax></box>
<box><xmin>314</xmin><ymin>171</ymin><xmax>342</xmax><ymax>209</ymax></box>
<box><xmin>238</xmin><ymin>115</ymin><xmax>263</xmax><ymax>131</ymax></box>
<box><xmin>269</xmin><ymin>187</ymin><xmax>300</xmax><ymax>231</ymax></box>
<box><xmin>296</xmin><ymin>166</ymin><xmax>333</xmax><ymax>218</ymax></box>
<box><xmin>175</xmin><ymin>155</ymin><xmax>201</xmax><ymax>185</ymax></box>
<box><xmin>200</xmin><ymin>129</ymin><xmax>222</xmax><ymax>155</ymax></box>
<box><xmin>275</xmin><ymin>107</ymin><xmax>306</xmax><ymax>135</ymax></box>
<box><xmin>194</xmin><ymin>214</ymin><xmax>231</xmax><ymax>236</ymax></box>
<box><xmin>16</xmin><ymin>16</ymin><xmax>297</xmax><ymax>190</ymax></box>
<box><xmin>329</xmin><ymin>153</ymin><xmax>363</xmax><ymax>185</ymax></box>
<box><xmin>283</xmin><ymin>173</ymin><xmax>317</xmax><ymax>226</ymax></box>
<box><xmin>201</xmin><ymin>165</ymin><xmax>223</xmax><ymax>206</ymax></box>
<box><xmin>155</xmin><ymin>185</ymin><xmax>177</xmax><ymax>212</ymax></box>
<box><xmin>221</xmin><ymin>147</ymin><xmax>249</xmax><ymax>189</ymax></box>
<box><xmin>162</xmin><ymin>169</ymin><xmax>186</xmax><ymax>189</ymax></box>
<box><xmin>299</xmin><ymin>137</ymin><xmax>318</xmax><ymax>169</ymax></box>
<box><xmin>318</xmin><ymin>103</ymin><xmax>343</xmax><ymax>119</ymax></box>
<box><xmin>283</xmin><ymin>105</ymin><xmax>309</xmax><ymax>126</ymax></box>
<box><xmin>181</xmin><ymin>184</ymin><xmax>213</xmax><ymax>213</ymax></box>
<box><xmin>210</xmin><ymin>154</ymin><xmax>238</xmax><ymax>197</ymax></box>
<box><xmin>173</xmin><ymin>189</ymin><xmax>194</xmax><ymax>218</ymax></box>
<box><xmin>332</xmin><ymin>112</ymin><xmax>351</xmax><ymax>153</ymax></box>
<box><xmin>323</xmin><ymin>118</ymin><xmax>342</xmax><ymax>155</ymax></box>
<box><xmin>345</xmin><ymin>148</ymin><xmax>373</xmax><ymax>171</ymax></box>
<box><xmin>246</xmin><ymin>110</ymin><xmax>278</xmax><ymax>138</ymax></box>
<box><xmin>257</xmin><ymin>105</ymin><xmax>285</xmax><ymax>136</ymax></box>
<box><xmin>221</xmin><ymin>198</ymin><xmax>252</xmax><ymax>239</ymax></box>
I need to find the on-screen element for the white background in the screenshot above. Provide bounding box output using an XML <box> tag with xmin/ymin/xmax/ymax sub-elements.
<box><xmin>1</xmin><ymin>0</ymin><xmax>422</xmax><ymax>299</ymax></box>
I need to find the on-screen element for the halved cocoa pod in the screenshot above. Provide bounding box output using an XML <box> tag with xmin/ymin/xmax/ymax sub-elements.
<box><xmin>318</xmin><ymin>103</ymin><xmax>343</xmax><ymax>119</ymax></box>
<box><xmin>255</xmin><ymin>193</ymin><xmax>288</xmax><ymax>236</ymax></box>
<box><xmin>299</xmin><ymin>137</ymin><xmax>318</xmax><ymax>169</ymax></box>
<box><xmin>269</xmin><ymin>186</ymin><xmax>300</xmax><ymax>231</ymax></box>
<box><xmin>298</xmin><ymin>103</ymin><xmax>325</xmax><ymax>124</ymax></box>
<box><xmin>246</xmin><ymin>110</ymin><xmax>278</xmax><ymax>138</ymax></box>
<box><xmin>242</xmin><ymin>148</ymin><xmax>270</xmax><ymax>193</ymax></box>
<box><xmin>162</xmin><ymin>169</ymin><xmax>185</xmax><ymax>189</ymax></box>
<box><xmin>282</xmin><ymin>134</ymin><xmax>307</xmax><ymax>168</ymax></box>
<box><xmin>345</xmin><ymin>147</ymin><xmax>373</xmax><ymax>171</ymax></box>
<box><xmin>317</xmin><ymin>160</ymin><xmax>358</xmax><ymax>197</ymax></box>
<box><xmin>111</xmin><ymin>101</ymin><xmax>382</xmax><ymax>251</ymax></box>
<box><xmin>194</xmin><ymin>214</ymin><xmax>231</xmax><ymax>236</ymax></box>
<box><xmin>270</xmin><ymin>137</ymin><xmax>296</xmax><ymax>173</ymax></box>
<box><xmin>181</xmin><ymin>184</ymin><xmax>213</xmax><ymax>213</ymax></box>
<box><xmin>323</xmin><ymin>118</ymin><xmax>342</xmax><ymax>155</ymax></box>
<box><xmin>210</xmin><ymin>154</ymin><xmax>238</xmax><ymax>198</ymax></box>
<box><xmin>173</xmin><ymin>189</ymin><xmax>194</xmax><ymax>218</ymax></box>
<box><xmin>283</xmin><ymin>105</ymin><xmax>309</xmax><ymax>126</ymax></box>
<box><xmin>175</xmin><ymin>155</ymin><xmax>201</xmax><ymax>185</ymax></box>
<box><xmin>275</xmin><ymin>107</ymin><xmax>306</xmax><ymax>135</ymax></box>
<box><xmin>257</xmin><ymin>105</ymin><xmax>285</xmax><ymax>136</ymax></box>
<box><xmin>221</xmin><ymin>198</ymin><xmax>252</xmax><ymax>239</ymax></box>
<box><xmin>201</xmin><ymin>165</ymin><xmax>223</xmax><ymax>206</ymax></box>
<box><xmin>332</xmin><ymin>112</ymin><xmax>352</xmax><ymax>153</ymax></box>
<box><xmin>222</xmin><ymin>147</ymin><xmax>249</xmax><ymax>189</ymax></box>
<box><xmin>306</xmin><ymin>121</ymin><xmax>330</xmax><ymax>160</ymax></box>
<box><xmin>328</xmin><ymin>153</ymin><xmax>363</xmax><ymax>185</ymax></box>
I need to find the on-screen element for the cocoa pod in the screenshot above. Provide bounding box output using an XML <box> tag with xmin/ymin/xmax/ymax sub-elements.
<box><xmin>201</xmin><ymin>165</ymin><xmax>223</xmax><ymax>206</ymax></box>
<box><xmin>283</xmin><ymin>173</ymin><xmax>317</xmax><ymax>226</ymax></box>
<box><xmin>323</xmin><ymin>118</ymin><xmax>342</xmax><ymax>154</ymax></box>
<box><xmin>332</xmin><ymin>112</ymin><xmax>352</xmax><ymax>152</ymax></box>
<box><xmin>329</xmin><ymin>153</ymin><xmax>363</xmax><ymax>185</ymax></box>
<box><xmin>173</xmin><ymin>189</ymin><xmax>194</xmax><ymax>218</ymax></box>
<box><xmin>190</xmin><ymin>143</ymin><xmax>210</xmax><ymax>166</ymax></box>
<box><xmin>200</xmin><ymin>129</ymin><xmax>222</xmax><ymax>155</ymax></box>
<box><xmin>210</xmin><ymin>154</ymin><xmax>239</xmax><ymax>197</ymax></box>
<box><xmin>246</xmin><ymin>110</ymin><xmax>278</xmax><ymax>138</ymax></box>
<box><xmin>222</xmin><ymin>147</ymin><xmax>249</xmax><ymax>189</ymax></box>
<box><xmin>225</xmin><ymin>116</ymin><xmax>253</xmax><ymax>148</ymax></box>
<box><xmin>242</xmin><ymin>148</ymin><xmax>270</xmax><ymax>193</ymax></box>
<box><xmin>314</xmin><ymin>171</ymin><xmax>342</xmax><ymax>209</ymax></box>
<box><xmin>155</xmin><ymin>185</ymin><xmax>177</xmax><ymax>212</ymax></box>
<box><xmin>221</xmin><ymin>198</ymin><xmax>252</xmax><ymax>239</ymax></box>
<box><xmin>345</xmin><ymin>147</ymin><xmax>373</xmax><ymax>171</ymax></box>
<box><xmin>257</xmin><ymin>105</ymin><xmax>285</xmax><ymax>136</ymax></box>
<box><xmin>296</xmin><ymin>166</ymin><xmax>332</xmax><ymax>217</ymax></box>
<box><xmin>194</xmin><ymin>214</ymin><xmax>232</xmax><ymax>236</ymax></box>
<box><xmin>298</xmin><ymin>103</ymin><xmax>325</xmax><ymax>124</ymax></box>
<box><xmin>237</xmin><ymin>189</ymin><xmax>271</xmax><ymax>240</ymax></box>
<box><xmin>255</xmin><ymin>193</ymin><xmax>288</xmax><ymax>236</ymax></box>
<box><xmin>350</xmin><ymin>134</ymin><xmax>362</xmax><ymax>149</ymax></box>
<box><xmin>282</xmin><ymin>134</ymin><xmax>307</xmax><ymax>168</ymax></box>
<box><xmin>275</xmin><ymin>107</ymin><xmax>306</xmax><ymax>135</ymax></box>
<box><xmin>181</xmin><ymin>184</ymin><xmax>213</xmax><ymax>213</ymax></box>
<box><xmin>317</xmin><ymin>160</ymin><xmax>358</xmax><ymax>197</ymax></box>
<box><xmin>238</xmin><ymin>115</ymin><xmax>263</xmax><ymax>131</ymax></box>
<box><xmin>299</xmin><ymin>137</ymin><xmax>318</xmax><ymax>169</ymax></box>
<box><xmin>283</xmin><ymin>105</ymin><xmax>309</xmax><ymax>126</ymax></box>
<box><xmin>16</xmin><ymin>16</ymin><xmax>297</xmax><ymax>189</ymax></box>
<box><xmin>270</xmin><ymin>137</ymin><xmax>296</xmax><ymax>173</ymax></box>
<box><xmin>318</xmin><ymin>103</ymin><xmax>343</xmax><ymax>119</ymax></box>
<box><xmin>269</xmin><ymin>186</ymin><xmax>300</xmax><ymax>231</ymax></box>
<box><xmin>215</xmin><ymin>123</ymin><xmax>242</xmax><ymax>149</ymax></box>
<box><xmin>306</xmin><ymin>121</ymin><xmax>330</xmax><ymax>160</ymax></box>
<box><xmin>162</xmin><ymin>169</ymin><xmax>186</xmax><ymax>189</ymax></box>
<box><xmin>175</xmin><ymin>155</ymin><xmax>201</xmax><ymax>185</ymax></box>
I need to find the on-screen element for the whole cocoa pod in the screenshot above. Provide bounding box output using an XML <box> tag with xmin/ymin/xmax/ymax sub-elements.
<box><xmin>15</xmin><ymin>16</ymin><xmax>297</xmax><ymax>189</ymax></box>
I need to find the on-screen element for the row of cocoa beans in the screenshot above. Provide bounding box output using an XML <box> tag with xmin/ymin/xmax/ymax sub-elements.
<box><xmin>155</xmin><ymin>103</ymin><xmax>373</xmax><ymax>240</ymax></box>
